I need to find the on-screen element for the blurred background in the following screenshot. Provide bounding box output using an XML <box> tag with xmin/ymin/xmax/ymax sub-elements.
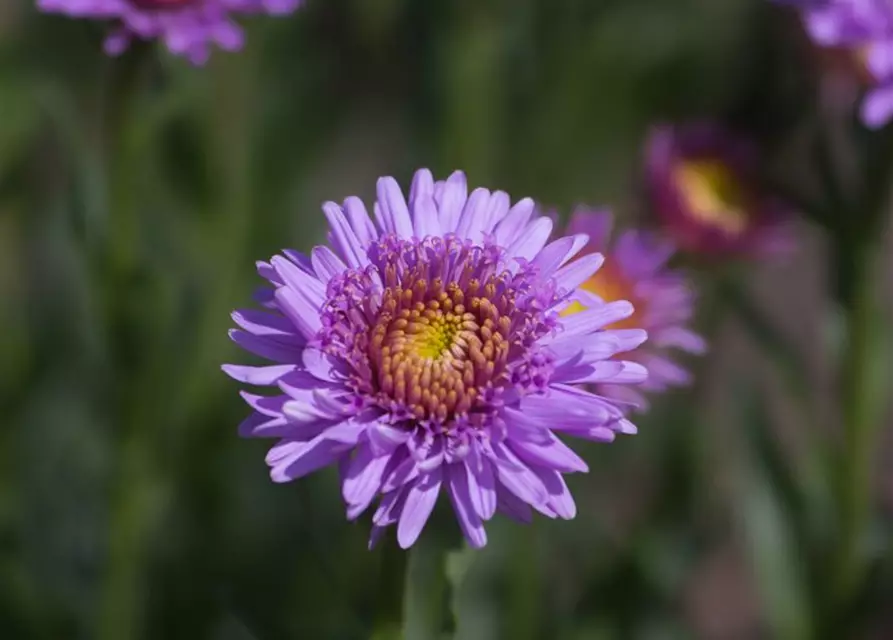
<box><xmin>0</xmin><ymin>0</ymin><xmax>891</xmax><ymax>638</ymax></box>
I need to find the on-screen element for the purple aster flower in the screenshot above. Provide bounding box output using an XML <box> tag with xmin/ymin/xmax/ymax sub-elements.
<box><xmin>224</xmin><ymin>169</ymin><xmax>650</xmax><ymax>549</ymax></box>
<box><xmin>562</xmin><ymin>210</ymin><xmax>706</xmax><ymax>412</ymax></box>
<box><xmin>37</xmin><ymin>0</ymin><xmax>302</xmax><ymax>64</ymax></box>
<box><xmin>778</xmin><ymin>0</ymin><xmax>893</xmax><ymax>127</ymax></box>
<box><xmin>644</xmin><ymin>123</ymin><xmax>795</xmax><ymax>259</ymax></box>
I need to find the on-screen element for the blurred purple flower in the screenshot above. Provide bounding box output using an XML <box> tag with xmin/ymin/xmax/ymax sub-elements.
<box><xmin>563</xmin><ymin>210</ymin><xmax>706</xmax><ymax>412</ymax></box>
<box><xmin>37</xmin><ymin>0</ymin><xmax>302</xmax><ymax>64</ymax></box>
<box><xmin>224</xmin><ymin>169</ymin><xmax>650</xmax><ymax>549</ymax></box>
<box><xmin>644</xmin><ymin>124</ymin><xmax>795</xmax><ymax>259</ymax></box>
<box><xmin>779</xmin><ymin>0</ymin><xmax>893</xmax><ymax>127</ymax></box>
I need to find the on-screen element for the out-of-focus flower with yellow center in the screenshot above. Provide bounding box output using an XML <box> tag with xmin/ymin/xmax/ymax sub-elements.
<box><xmin>644</xmin><ymin>124</ymin><xmax>794</xmax><ymax>260</ymax></box>
<box><xmin>560</xmin><ymin>209</ymin><xmax>707</xmax><ymax>411</ymax></box>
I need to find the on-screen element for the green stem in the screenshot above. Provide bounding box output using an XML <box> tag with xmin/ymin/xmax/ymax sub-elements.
<box><xmin>95</xmin><ymin>44</ymin><xmax>157</xmax><ymax>640</ymax></box>
<box><xmin>97</xmin><ymin>431</ymin><xmax>161</xmax><ymax>640</ymax></box>
<box><xmin>372</xmin><ymin>540</ymin><xmax>409</xmax><ymax>639</ymax></box>
<box><xmin>831</xmin><ymin>241</ymin><xmax>881</xmax><ymax>611</ymax></box>
<box><xmin>402</xmin><ymin>531</ymin><xmax>455</xmax><ymax>640</ymax></box>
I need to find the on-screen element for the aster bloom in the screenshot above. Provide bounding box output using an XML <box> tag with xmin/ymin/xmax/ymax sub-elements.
<box><xmin>778</xmin><ymin>0</ymin><xmax>893</xmax><ymax>127</ymax></box>
<box><xmin>224</xmin><ymin>169</ymin><xmax>650</xmax><ymax>549</ymax></box>
<box><xmin>562</xmin><ymin>210</ymin><xmax>706</xmax><ymax>411</ymax></box>
<box><xmin>644</xmin><ymin>124</ymin><xmax>794</xmax><ymax>259</ymax></box>
<box><xmin>37</xmin><ymin>0</ymin><xmax>302</xmax><ymax>64</ymax></box>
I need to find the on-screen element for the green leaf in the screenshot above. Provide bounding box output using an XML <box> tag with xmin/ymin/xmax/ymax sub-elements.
<box><xmin>736</xmin><ymin>384</ymin><xmax>813</xmax><ymax>640</ymax></box>
<box><xmin>0</xmin><ymin>74</ymin><xmax>39</xmax><ymax>184</ymax></box>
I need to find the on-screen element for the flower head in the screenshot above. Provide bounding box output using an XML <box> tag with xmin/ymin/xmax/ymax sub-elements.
<box><xmin>644</xmin><ymin>124</ymin><xmax>794</xmax><ymax>259</ymax></box>
<box><xmin>779</xmin><ymin>0</ymin><xmax>893</xmax><ymax>127</ymax></box>
<box><xmin>37</xmin><ymin>0</ymin><xmax>302</xmax><ymax>63</ymax></box>
<box><xmin>224</xmin><ymin>170</ymin><xmax>650</xmax><ymax>549</ymax></box>
<box><xmin>563</xmin><ymin>209</ymin><xmax>706</xmax><ymax>411</ymax></box>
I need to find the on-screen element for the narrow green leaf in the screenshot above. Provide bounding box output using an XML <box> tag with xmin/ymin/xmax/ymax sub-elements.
<box><xmin>736</xmin><ymin>384</ymin><xmax>812</xmax><ymax>640</ymax></box>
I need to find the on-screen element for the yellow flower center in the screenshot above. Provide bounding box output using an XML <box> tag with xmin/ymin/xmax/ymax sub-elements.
<box><xmin>672</xmin><ymin>159</ymin><xmax>748</xmax><ymax>236</ymax></box>
<box><xmin>368</xmin><ymin>279</ymin><xmax>512</xmax><ymax>421</ymax></box>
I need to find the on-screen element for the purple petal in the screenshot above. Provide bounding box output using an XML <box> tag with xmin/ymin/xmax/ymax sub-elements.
<box><xmin>496</xmin><ymin>485</ymin><xmax>533</xmax><ymax>523</ymax></box>
<box><xmin>548</xmin><ymin>332</ymin><xmax>622</xmax><ymax>363</ymax></box>
<box><xmin>397</xmin><ymin>470</ymin><xmax>443</xmax><ymax>549</ymax></box>
<box><xmin>222</xmin><ymin>363</ymin><xmax>297</xmax><ymax>385</ymax></box>
<box><xmin>302</xmin><ymin>348</ymin><xmax>349</xmax><ymax>382</ymax></box>
<box><xmin>311</xmin><ymin>246</ymin><xmax>347</xmax><ymax>283</ymax></box>
<box><xmin>342</xmin><ymin>444</ymin><xmax>390</xmax><ymax>518</ymax></box>
<box><xmin>323</xmin><ymin>201</ymin><xmax>367</xmax><ymax>268</ymax></box>
<box><xmin>382</xmin><ymin>452</ymin><xmax>421</xmax><ymax>493</ymax></box>
<box><xmin>600</xmin><ymin>329</ymin><xmax>649</xmax><ymax>354</ymax></box>
<box><xmin>454</xmin><ymin>188</ymin><xmax>492</xmax><ymax>241</ymax></box>
<box><xmin>375</xmin><ymin>177</ymin><xmax>414</xmax><ymax>238</ymax></box>
<box><xmin>641</xmin><ymin>354</ymin><xmax>692</xmax><ymax>387</ymax></box>
<box><xmin>552</xmin><ymin>301</ymin><xmax>634</xmax><ymax>339</ymax></box>
<box><xmin>269</xmin><ymin>435</ymin><xmax>348</xmax><ymax>483</ymax></box>
<box><xmin>435</xmin><ymin>171</ymin><xmax>468</xmax><ymax>233</ymax></box>
<box><xmin>367</xmin><ymin>525</ymin><xmax>388</xmax><ymax>550</ymax></box>
<box><xmin>509</xmin><ymin>436</ymin><xmax>589</xmax><ymax>474</ymax></box>
<box><xmin>373</xmin><ymin>488</ymin><xmax>406</xmax><ymax>526</ymax></box>
<box><xmin>343</xmin><ymin>196</ymin><xmax>378</xmax><ymax>247</ymax></box>
<box><xmin>282</xmin><ymin>249</ymin><xmax>315</xmax><ymax>274</ymax></box>
<box><xmin>321</xmin><ymin>418</ymin><xmax>366</xmax><ymax>445</ymax></box>
<box><xmin>231</xmin><ymin>309</ymin><xmax>301</xmax><ymax>341</ymax></box>
<box><xmin>530</xmin><ymin>234</ymin><xmax>588</xmax><ymax>278</ymax></box>
<box><xmin>566</xmin><ymin>208</ymin><xmax>614</xmax><ymax>251</ymax></box>
<box><xmin>271</xmin><ymin>256</ymin><xmax>326</xmax><ymax>307</ymax></box>
<box><xmin>412</xmin><ymin>194</ymin><xmax>442</xmax><ymax>239</ymax></box>
<box><xmin>522</xmin><ymin>385</ymin><xmax>624</xmax><ymax>428</ymax></box>
<box><xmin>507</xmin><ymin>217</ymin><xmax>553</xmax><ymax>263</ymax></box>
<box><xmin>273</xmin><ymin>287</ymin><xmax>322</xmax><ymax>341</ymax></box>
<box><xmin>281</xmin><ymin>401</ymin><xmax>331</xmax><ymax>424</ymax></box>
<box><xmin>493</xmin><ymin>197</ymin><xmax>535</xmax><ymax>247</ymax></box>
<box><xmin>861</xmin><ymin>85</ymin><xmax>893</xmax><ymax>129</ymax></box>
<box><xmin>240</xmin><ymin>392</ymin><xmax>287</xmax><ymax>417</ymax></box>
<box><xmin>464</xmin><ymin>448</ymin><xmax>497</xmax><ymax>520</ymax></box>
<box><xmin>487</xmin><ymin>442</ymin><xmax>550</xmax><ymax>511</ymax></box>
<box><xmin>615</xmin><ymin>230</ymin><xmax>675</xmax><ymax>278</ymax></box>
<box><xmin>553</xmin><ymin>253</ymin><xmax>605</xmax><ymax>292</ymax></box>
<box><xmin>409</xmin><ymin>169</ymin><xmax>435</xmax><ymax>208</ymax></box>
<box><xmin>447</xmin><ymin>464</ymin><xmax>488</xmax><ymax>548</ymax></box>
<box><xmin>533</xmin><ymin>468</ymin><xmax>576</xmax><ymax>519</ymax></box>
<box><xmin>368</xmin><ymin>422</ymin><xmax>411</xmax><ymax>455</ymax></box>
<box><xmin>501</xmin><ymin>408</ymin><xmax>553</xmax><ymax>445</ymax></box>
<box><xmin>554</xmin><ymin>360</ymin><xmax>648</xmax><ymax>385</ymax></box>
<box><xmin>237</xmin><ymin>411</ymin><xmax>289</xmax><ymax>438</ymax></box>
<box><xmin>229</xmin><ymin>329</ymin><xmax>303</xmax><ymax>363</ymax></box>
<box><xmin>653</xmin><ymin>327</ymin><xmax>707</xmax><ymax>354</ymax></box>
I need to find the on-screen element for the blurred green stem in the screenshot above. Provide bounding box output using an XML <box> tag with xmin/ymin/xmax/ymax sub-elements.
<box><xmin>401</xmin><ymin>530</ymin><xmax>455</xmax><ymax>640</ymax></box>
<box><xmin>831</xmin><ymin>238</ymin><xmax>882</xmax><ymax>612</ymax></box>
<box><xmin>96</xmin><ymin>44</ymin><xmax>157</xmax><ymax>640</ymax></box>
<box><xmin>372</xmin><ymin>540</ymin><xmax>408</xmax><ymax>639</ymax></box>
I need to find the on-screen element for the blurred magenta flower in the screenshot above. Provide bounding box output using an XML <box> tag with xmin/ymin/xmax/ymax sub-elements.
<box><xmin>224</xmin><ymin>169</ymin><xmax>650</xmax><ymax>549</ymax></box>
<box><xmin>780</xmin><ymin>0</ymin><xmax>893</xmax><ymax>127</ymax></box>
<box><xmin>37</xmin><ymin>0</ymin><xmax>302</xmax><ymax>64</ymax></box>
<box><xmin>645</xmin><ymin>124</ymin><xmax>794</xmax><ymax>259</ymax></box>
<box><xmin>563</xmin><ymin>210</ymin><xmax>706</xmax><ymax>411</ymax></box>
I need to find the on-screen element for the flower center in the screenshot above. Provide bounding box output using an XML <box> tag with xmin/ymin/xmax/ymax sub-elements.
<box><xmin>368</xmin><ymin>279</ymin><xmax>511</xmax><ymax>421</ymax></box>
<box><xmin>672</xmin><ymin>159</ymin><xmax>748</xmax><ymax>236</ymax></box>
<box><xmin>321</xmin><ymin>236</ymin><xmax>555</xmax><ymax>427</ymax></box>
